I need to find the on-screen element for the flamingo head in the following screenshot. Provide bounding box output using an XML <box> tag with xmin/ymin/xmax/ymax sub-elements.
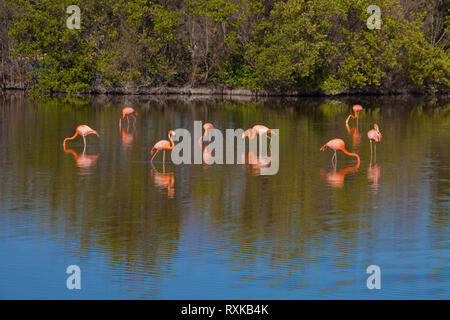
<box><xmin>90</xmin><ymin>130</ymin><xmax>100</xmax><ymax>137</ymax></box>
<box><xmin>353</xmin><ymin>104</ymin><xmax>363</xmax><ymax>113</ymax></box>
<box><xmin>203</xmin><ymin>123</ymin><xmax>214</xmax><ymax>131</ymax></box>
<box><xmin>169</xmin><ymin>130</ymin><xmax>176</xmax><ymax>137</ymax></box>
<box><xmin>242</xmin><ymin>130</ymin><xmax>249</xmax><ymax>139</ymax></box>
<box><xmin>374</xmin><ymin>124</ymin><xmax>380</xmax><ymax>132</ymax></box>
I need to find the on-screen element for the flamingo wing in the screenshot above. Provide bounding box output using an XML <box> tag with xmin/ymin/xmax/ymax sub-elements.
<box><xmin>153</xmin><ymin>140</ymin><xmax>171</xmax><ymax>150</ymax></box>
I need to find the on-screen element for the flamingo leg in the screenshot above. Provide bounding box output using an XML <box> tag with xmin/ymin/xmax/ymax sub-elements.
<box><xmin>82</xmin><ymin>135</ymin><xmax>87</xmax><ymax>153</ymax></box>
<box><xmin>332</xmin><ymin>151</ymin><xmax>336</xmax><ymax>167</ymax></box>
<box><xmin>374</xmin><ymin>143</ymin><xmax>377</xmax><ymax>163</ymax></box>
<box><xmin>131</xmin><ymin>115</ymin><xmax>136</xmax><ymax>127</ymax></box>
<box><xmin>163</xmin><ymin>150</ymin><xmax>166</xmax><ymax>164</ymax></box>
<box><xmin>151</xmin><ymin>150</ymin><xmax>159</xmax><ymax>162</ymax></box>
<box><xmin>127</xmin><ymin>115</ymin><xmax>130</xmax><ymax>127</ymax></box>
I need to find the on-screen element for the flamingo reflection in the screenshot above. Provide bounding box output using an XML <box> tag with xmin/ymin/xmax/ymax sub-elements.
<box><xmin>346</xmin><ymin>122</ymin><xmax>362</xmax><ymax>148</ymax></box>
<box><xmin>245</xmin><ymin>151</ymin><xmax>272</xmax><ymax>176</ymax></box>
<box><xmin>320</xmin><ymin>165</ymin><xmax>359</xmax><ymax>188</ymax></box>
<box><xmin>63</xmin><ymin>145</ymin><xmax>99</xmax><ymax>175</ymax></box>
<box><xmin>367</xmin><ymin>163</ymin><xmax>381</xmax><ymax>193</ymax></box>
<box><xmin>151</xmin><ymin>163</ymin><xmax>175</xmax><ymax>199</ymax></box>
<box><xmin>121</xmin><ymin>127</ymin><xmax>136</xmax><ymax>149</ymax></box>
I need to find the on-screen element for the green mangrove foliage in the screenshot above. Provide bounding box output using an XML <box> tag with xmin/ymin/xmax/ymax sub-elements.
<box><xmin>2</xmin><ymin>0</ymin><xmax>449</xmax><ymax>94</ymax></box>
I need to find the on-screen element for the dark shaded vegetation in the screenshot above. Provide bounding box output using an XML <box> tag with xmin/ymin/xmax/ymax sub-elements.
<box><xmin>0</xmin><ymin>0</ymin><xmax>448</xmax><ymax>95</ymax></box>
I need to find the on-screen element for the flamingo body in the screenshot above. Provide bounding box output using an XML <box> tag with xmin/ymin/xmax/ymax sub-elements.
<box><xmin>367</xmin><ymin>124</ymin><xmax>381</xmax><ymax>142</ymax></box>
<box><xmin>122</xmin><ymin>107</ymin><xmax>137</xmax><ymax>116</ymax></box>
<box><xmin>151</xmin><ymin>130</ymin><xmax>176</xmax><ymax>163</ymax></box>
<box><xmin>119</xmin><ymin>107</ymin><xmax>138</xmax><ymax>128</ymax></box>
<box><xmin>152</xmin><ymin>140</ymin><xmax>172</xmax><ymax>152</ymax></box>
<box><xmin>63</xmin><ymin>125</ymin><xmax>99</xmax><ymax>148</ymax></box>
<box><xmin>198</xmin><ymin>123</ymin><xmax>214</xmax><ymax>144</ymax></box>
<box><xmin>346</xmin><ymin>104</ymin><xmax>364</xmax><ymax>125</ymax></box>
<box><xmin>368</xmin><ymin>124</ymin><xmax>381</xmax><ymax>163</ymax></box>
<box><xmin>242</xmin><ymin>125</ymin><xmax>276</xmax><ymax>140</ymax></box>
<box><xmin>320</xmin><ymin>138</ymin><xmax>360</xmax><ymax>167</ymax></box>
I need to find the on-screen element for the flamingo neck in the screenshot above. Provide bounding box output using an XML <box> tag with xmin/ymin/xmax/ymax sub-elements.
<box><xmin>198</xmin><ymin>129</ymin><xmax>209</xmax><ymax>148</ymax></box>
<box><xmin>345</xmin><ymin>114</ymin><xmax>352</xmax><ymax>125</ymax></box>
<box><xmin>63</xmin><ymin>132</ymin><xmax>78</xmax><ymax>147</ymax></box>
<box><xmin>64</xmin><ymin>147</ymin><xmax>79</xmax><ymax>160</ymax></box>
<box><xmin>341</xmin><ymin>148</ymin><xmax>360</xmax><ymax>167</ymax></box>
<box><xmin>168</xmin><ymin>132</ymin><xmax>175</xmax><ymax>150</ymax></box>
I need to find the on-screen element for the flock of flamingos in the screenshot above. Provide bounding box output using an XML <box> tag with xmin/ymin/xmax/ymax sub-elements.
<box><xmin>63</xmin><ymin>104</ymin><xmax>381</xmax><ymax>169</ymax></box>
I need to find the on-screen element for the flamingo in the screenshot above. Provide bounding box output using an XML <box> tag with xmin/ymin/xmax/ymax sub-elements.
<box><xmin>345</xmin><ymin>104</ymin><xmax>363</xmax><ymax>126</ymax></box>
<box><xmin>63</xmin><ymin>125</ymin><xmax>99</xmax><ymax>151</ymax></box>
<box><xmin>198</xmin><ymin>122</ymin><xmax>214</xmax><ymax>144</ymax></box>
<box><xmin>119</xmin><ymin>107</ymin><xmax>138</xmax><ymax>128</ymax></box>
<box><xmin>368</xmin><ymin>124</ymin><xmax>382</xmax><ymax>163</ymax></box>
<box><xmin>320</xmin><ymin>138</ymin><xmax>360</xmax><ymax>167</ymax></box>
<box><xmin>151</xmin><ymin>130</ymin><xmax>176</xmax><ymax>163</ymax></box>
<box><xmin>242</xmin><ymin>125</ymin><xmax>277</xmax><ymax>141</ymax></box>
<box><xmin>197</xmin><ymin>123</ymin><xmax>215</xmax><ymax>165</ymax></box>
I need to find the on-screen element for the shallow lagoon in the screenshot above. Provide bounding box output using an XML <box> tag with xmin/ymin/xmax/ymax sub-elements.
<box><xmin>0</xmin><ymin>93</ymin><xmax>449</xmax><ymax>299</ymax></box>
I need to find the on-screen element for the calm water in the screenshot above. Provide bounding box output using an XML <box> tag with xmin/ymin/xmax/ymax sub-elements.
<box><xmin>0</xmin><ymin>93</ymin><xmax>449</xmax><ymax>299</ymax></box>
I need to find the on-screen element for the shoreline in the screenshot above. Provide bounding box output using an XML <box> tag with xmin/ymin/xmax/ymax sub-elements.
<box><xmin>2</xmin><ymin>84</ymin><xmax>448</xmax><ymax>98</ymax></box>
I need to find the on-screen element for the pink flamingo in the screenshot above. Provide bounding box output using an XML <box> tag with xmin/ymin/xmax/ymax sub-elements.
<box><xmin>368</xmin><ymin>124</ymin><xmax>382</xmax><ymax>162</ymax></box>
<box><xmin>345</xmin><ymin>104</ymin><xmax>363</xmax><ymax>126</ymax></box>
<box><xmin>119</xmin><ymin>107</ymin><xmax>138</xmax><ymax>128</ymax></box>
<box><xmin>198</xmin><ymin>122</ymin><xmax>214</xmax><ymax>144</ymax></box>
<box><xmin>63</xmin><ymin>125</ymin><xmax>99</xmax><ymax>151</ymax></box>
<box><xmin>197</xmin><ymin>123</ymin><xmax>214</xmax><ymax>165</ymax></box>
<box><xmin>151</xmin><ymin>130</ymin><xmax>176</xmax><ymax>163</ymax></box>
<box><xmin>242</xmin><ymin>125</ymin><xmax>277</xmax><ymax>141</ymax></box>
<box><xmin>320</xmin><ymin>138</ymin><xmax>360</xmax><ymax>168</ymax></box>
